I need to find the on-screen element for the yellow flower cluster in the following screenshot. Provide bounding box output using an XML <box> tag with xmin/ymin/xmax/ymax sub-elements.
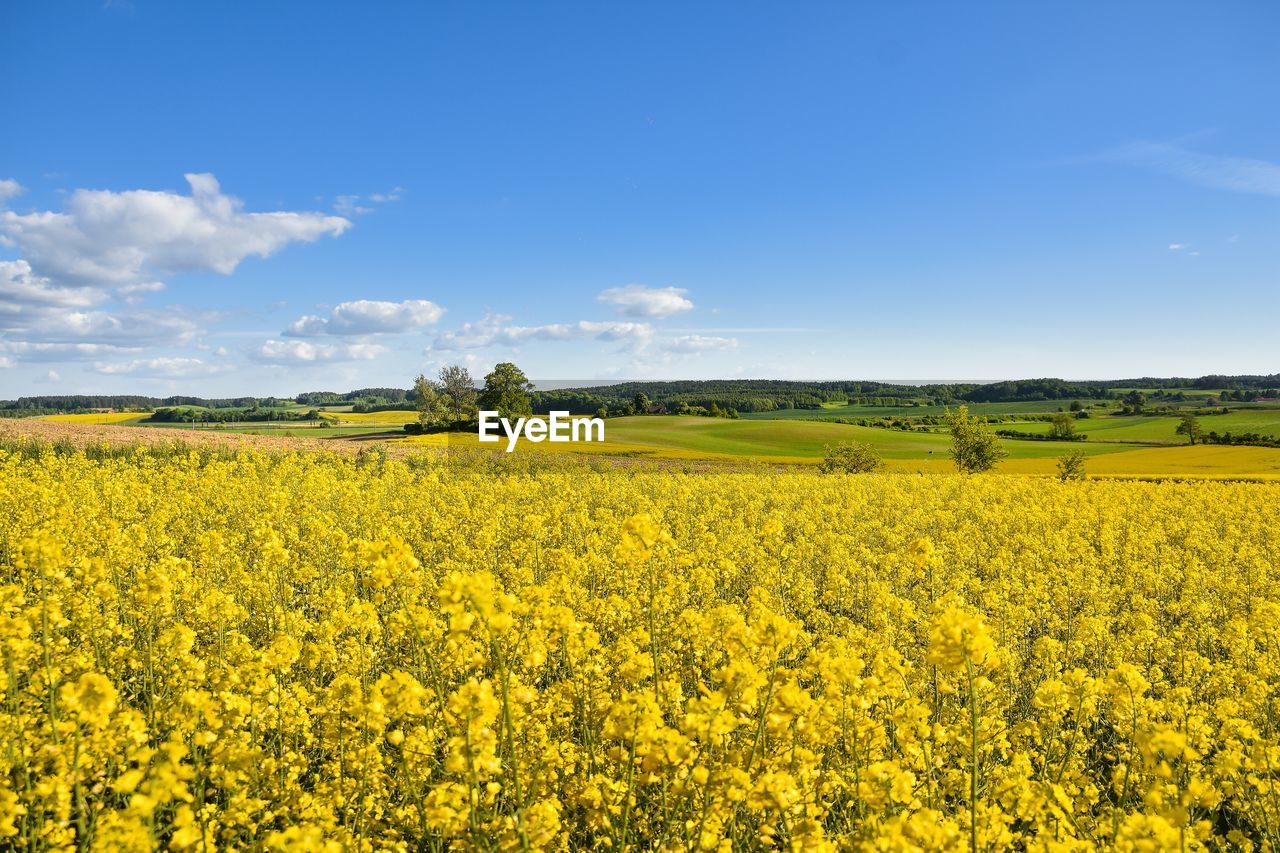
<box><xmin>2</xmin><ymin>444</ymin><xmax>1280</xmax><ymax>850</ymax></box>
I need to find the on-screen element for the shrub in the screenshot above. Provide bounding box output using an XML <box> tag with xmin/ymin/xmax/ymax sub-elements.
<box><xmin>946</xmin><ymin>405</ymin><xmax>1008</xmax><ymax>474</ymax></box>
<box><xmin>818</xmin><ymin>440</ymin><xmax>884</xmax><ymax>474</ymax></box>
<box><xmin>1057</xmin><ymin>450</ymin><xmax>1087</xmax><ymax>481</ymax></box>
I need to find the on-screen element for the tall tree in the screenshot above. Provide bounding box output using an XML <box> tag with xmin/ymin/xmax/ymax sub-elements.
<box><xmin>1048</xmin><ymin>411</ymin><xmax>1077</xmax><ymax>440</ymax></box>
<box><xmin>1121</xmin><ymin>390</ymin><xmax>1147</xmax><ymax>415</ymax></box>
<box><xmin>1176</xmin><ymin>412</ymin><xmax>1205</xmax><ymax>445</ymax></box>
<box><xmin>479</xmin><ymin>362</ymin><xmax>534</xmax><ymax>419</ymax></box>
<box><xmin>438</xmin><ymin>364</ymin><xmax>478</xmax><ymax>424</ymax></box>
<box><xmin>946</xmin><ymin>405</ymin><xmax>1008</xmax><ymax>474</ymax></box>
<box><xmin>413</xmin><ymin>373</ymin><xmax>446</xmax><ymax>427</ymax></box>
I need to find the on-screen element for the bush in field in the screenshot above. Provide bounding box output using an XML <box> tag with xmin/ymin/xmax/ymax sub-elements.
<box><xmin>1057</xmin><ymin>449</ymin><xmax>1087</xmax><ymax>481</ymax></box>
<box><xmin>818</xmin><ymin>440</ymin><xmax>884</xmax><ymax>473</ymax></box>
<box><xmin>1048</xmin><ymin>411</ymin><xmax>1077</xmax><ymax>440</ymax></box>
<box><xmin>946</xmin><ymin>404</ymin><xmax>1007</xmax><ymax>473</ymax></box>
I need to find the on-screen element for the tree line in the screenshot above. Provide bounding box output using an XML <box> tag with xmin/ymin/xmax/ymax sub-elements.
<box><xmin>6</xmin><ymin>375</ymin><xmax>1279</xmax><ymax>416</ymax></box>
<box><xmin>147</xmin><ymin>407</ymin><xmax>323</xmax><ymax>424</ymax></box>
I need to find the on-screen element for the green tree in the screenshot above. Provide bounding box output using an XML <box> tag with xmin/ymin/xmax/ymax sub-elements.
<box><xmin>438</xmin><ymin>364</ymin><xmax>478</xmax><ymax>425</ymax></box>
<box><xmin>1048</xmin><ymin>411</ymin><xmax>1077</xmax><ymax>440</ymax></box>
<box><xmin>1176</xmin><ymin>412</ymin><xmax>1205</xmax><ymax>445</ymax></box>
<box><xmin>946</xmin><ymin>405</ymin><xmax>1007</xmax><ymax>474</ymax></box>
<box><xmin>818</xmin><ymin>441</ymin><xmax>884</xmax><ymax>474</ymax></box>
<box><xmin>633</xmin><ymin>392</ymin><xmax>651</xmax><ymax>414</ymax></box>
<box><xmin>1057</xmin><ymin>450</ymin><xmax>1087</xmax><ymax>481</ymax></box>
<box><xmin>413</xmin><ymin>374</ymin><xmax>446</xmax><ymax>427</ymax></box>
<box><xmin>1121</xmin><ymin>390</ymin><xmax>1147</xmax><ymax>415</ymax></box>
<box><xmin>478</xmin><ymin>362</ymin><xmax>534</xmax><ymax>419</ymax></box>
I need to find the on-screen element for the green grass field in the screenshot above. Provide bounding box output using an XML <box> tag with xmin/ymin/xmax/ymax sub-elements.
<box><xmin>37</xmin><ymin>403</ymin><xmax>1280</xmax><ymax>479</ymax></box>
<box><xmin>393</xmin><ymin>415</ymin><xmax>1280</xmax><ymax>478</ymax></box>
<box><xmin>400</xmin><ymin>415</ymin><xmax>1147</xmax><ymax>467</ymax></box>
<box><xmin>1004</xmin><ymin>410</ymin><xmax>1280</xmax><ymax>443</ymax></box>
<box><xmin>740</xmin><ymin>400</ymin><xmax>1112</xmax><ymax>419</ymax></box>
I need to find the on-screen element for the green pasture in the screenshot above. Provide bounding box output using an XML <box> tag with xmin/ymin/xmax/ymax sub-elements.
<box><xmin>1004</xmin><ymin>410</ymin><xmax>1280</xmax><ymax>444</ymax></box>
<box><xmin>741</xmin><ymin>400</ymin><xmax>1113</xmax><ymax>420</ymax></box>
<box><xmin>533</xmin><ymin>416</ymin><xmax>1146</xmax><ymax>462</ymax></box>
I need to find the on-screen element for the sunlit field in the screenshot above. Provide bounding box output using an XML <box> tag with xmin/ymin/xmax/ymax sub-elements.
<box><xmin>319</xmin><ymin>411</ymin><xmax>419</xmax><ymax>424</ymax></box>
<box><xmin>39</xmin><ymin>412</ymin><xmax>146</xmax><ymax>425</ymax></box>
<box><xmin>1004</xmin><ymin>410</ymin><xmax>1280</xmax><ymax>444</ymax></box>
<box><xmin>3</xmin><ymin>437</ymin><xmax>1280</xmax><ymax>849</ymax></box>
<box><xmin>398</xmin><ymin>416</ymin><xmax>1280</xmax><ymax>479</ymax></box>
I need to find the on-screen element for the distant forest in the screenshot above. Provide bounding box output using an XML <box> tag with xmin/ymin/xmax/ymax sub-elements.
<box><xmin>3</xmin><ymin>375</ymin><xmax>1277</xmax><ymax>416</ymax></box>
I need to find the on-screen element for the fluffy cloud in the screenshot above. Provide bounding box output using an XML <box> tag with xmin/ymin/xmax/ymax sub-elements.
<box><xmin>0</xmin><ymin>179</ymin><xmax>24</xmax><ymax>203</ymax></box>
<box><xmin>93</xmin><ymin>357</ymin><xmax>231</xmax><ymax>378</ymax></box>
<box><xmin>0</xmin><ymin>173</ymin><xmax>350</xmax><ymax>289</ymax></box>
<box><xmin>286</xmin><ymin>299</ymin><xmax>445</xmax><ymax>336</ymax></box>
<box><xmin>0</xmin><ymin>260</ymin><xmax>187</xmax><ymax>350</ymax></box>
<box><xmin>250</xmin><ymin>339</ymin><xmax>388</xmax><ymax>364</ymax></box>
<box><xmin>0</xmin><ymin>174</ymin><xmax>351</xmax><ymax>370</ymax></box>
<box><xmin>0</xmin><ymin>259</ymin><xmax>102</xmax><ymax>311</ymax></box>
<box><xmin>432</xmin><ymin>314</ymin><xmax>653</xmax><ymax>351</ymax></box>
<box><xmin>0</xmin><ymin>298</ymin><xmax>200</xmax><ymax>346</ymax></box>
<box><xmin>597</xmin><ymin>285</ymin><xmax>694</xmax><ymax>318</ymax></box>
<box><xmin>0</xmin><ymin>356</ymin><xmax>14</xmax><ymax>369</ymax></box>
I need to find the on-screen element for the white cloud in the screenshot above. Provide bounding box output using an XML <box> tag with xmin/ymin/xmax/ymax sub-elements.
<box><xmin>116</xmin><ymin>281</ymin><xmax>167</xmax><ymax>303</ymax></box>
<box><xmin>0</xmin><ymin>341</ymin><xmax>142</xmax><ymax>362</ymax></box>
<box><xmin>597</xmin><ymin>285</ymin><xmax>694</xmax><ymax>318</ymax></box>
<box><xmin>250</xmin><ymin>339</ymin><xmax>388</xmax><ymax>364</ymax></box>
<box><xmin>368</xmin><ymin>187</ymin><xmax>405</xmax><ymax>203</ymax></box>
<box><xmin>335</xmin><ymin>195</ymin><xmax>374</xmax><ymax>217</ymax></box>
<box><xmin>93</xmin><ymin>357</ymin><xmax>231</xmax><ymax>378</ymax></box>
<box><xmin>1</xmin><ymin>305</ymin><xmax>200</xmax><ymax>346</ymax></box>
<box><xmin>432</xmin><ymin>313</ymin><xmax>653</xmax><ymax>350</ymax></box>
<box><xmin>0</xmin><ymin>179</ymin><xmax>24</xmax><ymax>203</ymax></box>
<box><xmin>0</xmin><ymin>175</ymin><xmax>349</xmax><ymax>362</ymax></box>
<box><xmin>0</xmin><ymin>356</ymin><xmax>14</xmax><ymax>369</ymax></box>
<box><xmin>286</xmin><ymin>299</ymin><xmax>445</xmax><ymax>336</ymax></box>
<box><xmin>661</xmin><ymin>334</ymin><xmax>737</xmax><ymax>353</ymax></box>
<box><xmin>44</xmin><ymin>370</ymin><xmax>61</xmax><ymax>383</ymax></box>
<box><xmin>0</xmin><ymin>173</ymin><xmax>350</xmax><ymax>290</ymax></box>
<box><xmin>1110</xmin><ymin>141</ymin><xmax>1280</xmax><ymax>197</ymax></box>
<box><xmin>0</xmin><ymin>259</ymin><xmax>102</xmax><ymax>311</ymax></box>
<box><xmin>1168</xmin><ymin>243</ymin><xmax>1187</xmax><ymax>250</ymax></box>
<box><xmin>668</xmin><ymin>326</ymin><xmax>817</xmax><ymax>333</ymax></box>
<box><xmin>334</xmin><ymin>187</ymin><xmax>405</xmax><ymax>215</ymax></box>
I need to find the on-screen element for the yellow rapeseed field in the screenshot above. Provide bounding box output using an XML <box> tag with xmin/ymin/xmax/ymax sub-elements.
<box><xmin>39</xmin><ymin>413</ymin><xmax>144</xmax><ymax>425</ymax></box>
<box><xmin>3</xmin><ymin>441</ymin><xmax>1280</xmax><ymax>850</ymax></box>
<box><xmin>319</xmin><ymin>411</ymin><xmax>419</xmax><ymax>424</ymax></box>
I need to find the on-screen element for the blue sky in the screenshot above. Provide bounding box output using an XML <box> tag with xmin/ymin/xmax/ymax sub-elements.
<box><xmin>2</xmin><ymin>1</ymin><xmax>1278</xmax><ymax>396</ymax></box>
